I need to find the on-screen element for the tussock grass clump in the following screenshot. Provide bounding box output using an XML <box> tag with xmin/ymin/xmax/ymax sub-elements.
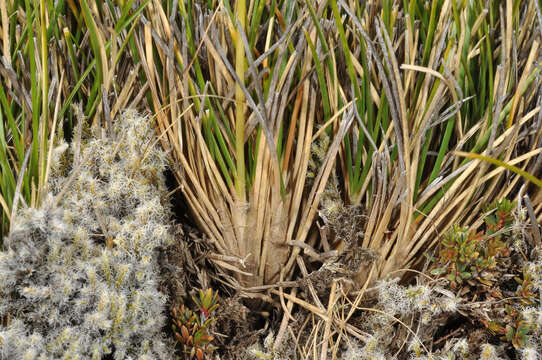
<box><xmin>126</xmin><ymin>0</ymin><xmax>542</xmax><ymax>297</ymax></box>
<box><xmin>136</xmin><ymin>0</ymin><xmax>352</xmax><ymax>289</ymax></box>
<box><xmin>0</xmin><ymin>111</ymin><xmax>173</xmax><ymax>359</ymax></box>
<box><xmin>312</xmin><ymin>0</ymin><xmax>542</xmax><ymax>287</ymax></box>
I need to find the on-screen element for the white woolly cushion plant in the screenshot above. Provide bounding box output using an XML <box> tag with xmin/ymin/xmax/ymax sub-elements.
<box><xmin>0</xmin><ymin>110</ymin><xmax>173</xmax><ymax>359</ymax></box>
<box><xmin>349</xmin><ymin>277</ymin><xmax>461</xmax><ymax>359</ymax></box>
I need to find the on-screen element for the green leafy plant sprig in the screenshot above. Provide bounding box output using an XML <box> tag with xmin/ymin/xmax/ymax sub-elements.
<box><xmin>430</xmin><ymin>200</ymin><xmax>515</xmax><ymax>288</ymax></box>
<box><xmin>430</xmin><ymin>199</ymin><xmax>542</xmax><ymax>350</ymax></box>
<box><xmin>172</xmin><ymin>289</ymin><xmax>219</xmax><ymax>360</ymax></box>
<box><xmin>482</xmin><ymin>305</ymin><xmax>533</xmax><ymax>349</ymax></box>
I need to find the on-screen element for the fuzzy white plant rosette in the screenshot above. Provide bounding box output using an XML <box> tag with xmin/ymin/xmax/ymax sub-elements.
<box><xmin>0</xmin><ymin>111</ymin><xmax>174</xmax><ymax>359</ymax></box>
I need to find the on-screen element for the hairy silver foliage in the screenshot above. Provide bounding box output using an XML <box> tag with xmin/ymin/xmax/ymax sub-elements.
<box><xmin>0</xmin><ymin>110</ymin><xmax>174</xmax><ymax>359</ymax></box>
